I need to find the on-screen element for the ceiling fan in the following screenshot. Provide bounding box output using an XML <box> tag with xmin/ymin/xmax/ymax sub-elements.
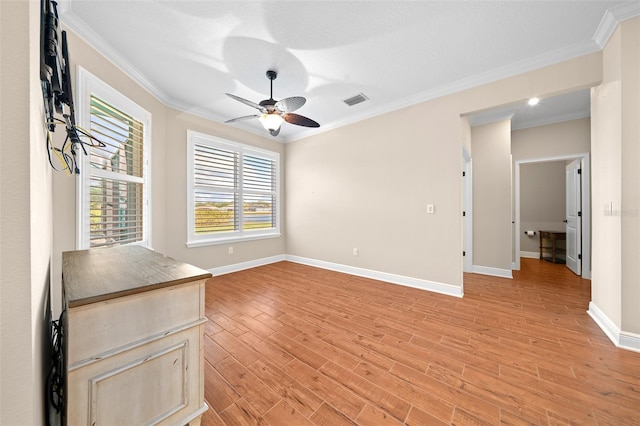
<box><xmin>225</xmin><ymin>70</ymin><xmax>320</xmax><ymax>137</ymax></box>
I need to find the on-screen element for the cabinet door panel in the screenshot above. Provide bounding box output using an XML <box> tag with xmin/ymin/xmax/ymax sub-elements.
<box><xmin>67</xmin><ymin>327</ymin><xmax>202</xmax><ymax>426</ymax></box>
<box><xmin>91</xmin><ymin>342</ymin><xmax>188</xmax><ymax>425</ymax></box>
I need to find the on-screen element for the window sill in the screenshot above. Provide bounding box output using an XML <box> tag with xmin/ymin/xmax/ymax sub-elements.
<box><xmin>186</xmin><ymin>232</ymin><xmax>281</xmax><ymax>248</ymax></box>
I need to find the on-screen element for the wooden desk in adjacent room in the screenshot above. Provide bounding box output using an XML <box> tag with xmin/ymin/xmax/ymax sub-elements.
<box><xmin>539</xmin><ymin>230</ymin><xmax>566</xmax><ymax>264</ymax></box>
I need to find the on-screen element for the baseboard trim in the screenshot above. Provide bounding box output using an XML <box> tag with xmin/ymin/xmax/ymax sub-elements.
<box><xmin>587</xmin><ymin>302</ymin><xmax>640</xmax><ymax>353</ymax></box>
<box><xmin>285</xmin><ymin>255</ymin><xmax>463</xmax><ymax>298</ymax></box>
<box><xmin>472</xmin><ymin>265</ymin><xmax>513</xmax><ymax>279</ymax></box>
<box><xmin>209</xmin><ymin>255</ymin><xmax>286</xmax><ymax>276</ymax></box>
<box><xmin>587</xmin><ymin>301</ymin><xmax>620</xmax><ymax>345</ymax></box>
<box><xmin>619</xmin><ymin>331</ymin><xmax>640</xmax><ymax>353</ymax></box>
<box><xmin>520</xmin><ymin>251</ymin><xmax>540</xmax><ymax>259</ymax></box>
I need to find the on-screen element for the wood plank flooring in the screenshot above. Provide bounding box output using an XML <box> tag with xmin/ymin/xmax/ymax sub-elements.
<box><xmin>200</xmin><ymin>259</ymin><xmax>640</xmax><ymax>425</ymax></box>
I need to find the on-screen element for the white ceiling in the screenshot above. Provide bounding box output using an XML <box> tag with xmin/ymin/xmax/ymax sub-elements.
<box><xmin>60</xmin><ymin>1</ymin><xmax>637</xmax><ymax>142</ymax></box>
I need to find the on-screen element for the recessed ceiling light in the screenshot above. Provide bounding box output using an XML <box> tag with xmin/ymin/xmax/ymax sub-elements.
<box><xmin>528</xmin><ymin>97</ymin><xmax>540</xmax><ymax>106</ymax></box>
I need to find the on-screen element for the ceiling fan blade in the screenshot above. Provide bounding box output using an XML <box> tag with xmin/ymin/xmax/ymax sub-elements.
<box><xmin>224</xmin><ymin>114</ymin><xmax>259</xmax><ymax>124</ymax></box>
<box><xmin>284</xmin><ymin>113</ymin><xmax>320</xmax><ymax>128</ymax></box>
<box><xmin>275</xmin><ymin>96</ymin><xmax>306</xmax><ymax>113</ymax></box>
<box><xmin>225</xmin><ymin>93</ymin><xmax>266</xmax><ymax>113</ymax></box>
<box><xmin>268</xmin><ymin>127</ymin><xmax>281</xmax><ymax>137</ymax></box>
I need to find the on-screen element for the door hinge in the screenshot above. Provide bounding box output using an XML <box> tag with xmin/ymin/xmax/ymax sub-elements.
<box><xmin>463</xmin><ymin>251</ymin><xmax>466</xmax><ymax>256</ymax></box>
<box><xmin>463</xmin><ymin>171</ymin><xmax>466</xmax><ymax>177</ymax></box>
<box><xmin>578</xmin><ymin>169</ymin><xmax>582</xmax><ymax>174</ymax></box>
<box><xmin>578</xmin><ymin>254</ymin><xmax>582</xmax><ymax>260</ymax></box>
<box><xmin>578</xmin><ymin>211</ymin><xmax>582</xmax><ymax>217</ymax></box>
<box><xmin>463</xmin><ymin>211</ymin><xmax>466</xmax><ymax>216</ymax></box>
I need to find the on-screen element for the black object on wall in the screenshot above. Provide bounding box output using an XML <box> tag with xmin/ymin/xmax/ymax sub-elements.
<box><xmin>40</xmin><ymin>0</ymin><xmax>105</xmax><ymax>175</ymax></box>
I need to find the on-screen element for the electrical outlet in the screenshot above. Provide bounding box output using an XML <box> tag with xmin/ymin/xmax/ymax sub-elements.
<box><xmin>353</xmin><ymin>248</ymin><xmax>359</xmax><ymax>256</ymax></box>
<box><xmin>228</xmin><ymin>246</ymin><xmax>234</xmax><ymax>255</ymax></box>
<box><xmin>427</xmin><ymin>204</ymin><xmax>435</xmax><ymax>214</ymax></box>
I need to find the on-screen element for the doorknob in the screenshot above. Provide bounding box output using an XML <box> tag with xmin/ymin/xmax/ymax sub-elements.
<box><xmin>563</xmin><ymin>220</ymin><xmax>568</xmax><ymax>223</ymax></box>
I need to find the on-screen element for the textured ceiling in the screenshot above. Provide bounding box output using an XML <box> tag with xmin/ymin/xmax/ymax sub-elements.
<box><xmin>60</xmin><ymin>1</ymin><xmax>635</xmax><ymax>142</ymax></box>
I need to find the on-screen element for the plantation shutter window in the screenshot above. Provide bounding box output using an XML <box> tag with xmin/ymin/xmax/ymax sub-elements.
<box><xmin>88</xmin><ymin>96</ymin><xmax>145</xmax><ymax>247</ymax></box>
<box><xmin>187</xmin><ymin>131</ymin><xmax>280</xmax><ymax>246</ymax></box>
<box><xmin>193</xmin><ymin>144</ymin><xmax>239</xmax><ymax>234</ymax></box>
<box><xmin>242</xmin><ymin>153</ymin><xmax>276</xmax><ymax>231</ymax></box>
<box><xmin>77</xmin><ymin>68</ymin><xmax>151</xmax><ymax>250</ymax></box>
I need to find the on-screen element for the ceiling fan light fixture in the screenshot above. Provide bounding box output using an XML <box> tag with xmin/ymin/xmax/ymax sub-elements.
<box><xmin>259</xmin><ymin>112</ymin><xmax>284</xmax><ymax>132</ymax></box>
<box><xmin>226</xmin><ymin>70</ymin><xmax>319</xmax><ymax>136</ymax></box>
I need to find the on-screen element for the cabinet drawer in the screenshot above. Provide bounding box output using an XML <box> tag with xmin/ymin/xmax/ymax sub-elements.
<box><xmin>67</xmin><ymin>280</ymin><xmax>205</xmax><ymax>366</ymax></box>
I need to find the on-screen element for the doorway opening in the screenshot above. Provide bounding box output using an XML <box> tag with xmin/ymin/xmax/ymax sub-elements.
<box><xmin>514</xmin><ymin>153</ymin><xmax>591</xmax><ymax>279</ymax></box>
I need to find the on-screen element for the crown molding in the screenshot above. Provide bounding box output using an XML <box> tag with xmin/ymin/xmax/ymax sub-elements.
<box><xmin>287</xmin><ymin>40</ymin><xmax>598</xmax><ymax>143</ymax></box>
<box><xmin>61</xmin><ymin>3</ymin><xmax>636</xmax><ymax>144</ymax></box>
<box><xmin>62</xmin><ymin>7</ymin><xmax>290</xmax><ymax>143</ymax></box>
<box><xmin>61</xmin><ymin>9</ymin><xmax>173</xmax><ymax>106</ymax></box>
<box><xmin>270</xmin><ymin>4</ymin><xmax>640</xmax><ymax>143</ymax></box>
<box><xmin>593</xmin><ymin>1</ymin><xmax>640</xmax><ymax>48</ymax></box>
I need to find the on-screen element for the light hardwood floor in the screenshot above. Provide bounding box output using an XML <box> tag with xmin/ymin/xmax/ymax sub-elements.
<box><xmin>200</xmin><ymin>259</ymin><xmax>640</xmax><ymax>425</ymax></box>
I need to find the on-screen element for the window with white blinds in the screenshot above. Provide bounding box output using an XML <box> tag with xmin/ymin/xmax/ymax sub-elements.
<box><xmin>187</xmin><ymin>131</ymin><xmax>280</xmax><ymax>246</ymax></box>
<box><xmin>77</xmin><ymin>68</ymin><xmax>150</xmax><ymax>249</ymax></box>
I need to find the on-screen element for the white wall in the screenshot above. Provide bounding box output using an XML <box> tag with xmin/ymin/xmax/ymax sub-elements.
<box><xmin>286</xmin><ymin>52</ymin><xmax>603</xmax><ymax>291</ymax></box>
<box><xmin>511</xmin><ymin>118</ymin><xmax>591</xmax><ymax>160</ymax></box>
<box><xmin>591</xmin><ymin>80</ymin><xmax>622</xmax><ymax>329</ymax></box>
<box><xmin>286</xmin><ymin>104</ymin><xmax>464</xmax><ymax>287</ymax></box>
<box><xmin>591</xmin><ymin>16</ymin><xmax>640</xmax><ymax>339</ymax></box>
<box><xmin>471</xmin><ymin>120</ymin><xmax>513</xmax><ymax>273</ymax></box>
<box><xmin>1</xmin><ymin>1</ymin><xmax>52</xmax><ymax>423</ymax></box>
<box><xmin>619</xmin><ymin>17</ymin><xmax>640</xmax><ymax>336</ymax></box>
<box><xmin>461</xmin><ymin>116</ymin><xmax>471</xmax><ymax>154</ymax></box>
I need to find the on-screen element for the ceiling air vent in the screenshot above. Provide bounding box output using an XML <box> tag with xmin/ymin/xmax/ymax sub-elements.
<box><xmin>343</xmin><ymin>93</ymin><xmax>369</xmax><ymax>107</ymax></box>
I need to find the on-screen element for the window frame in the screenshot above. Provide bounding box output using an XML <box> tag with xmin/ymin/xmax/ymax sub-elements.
<box><xmin>186</xmin><ymin>130</ymin><xmax>281</xmax><ymax>247</ymax></box>
<box><xmin>76</xmin><ymin>67</ymin><xmax>152</xmax><ymax>250</ymax></box>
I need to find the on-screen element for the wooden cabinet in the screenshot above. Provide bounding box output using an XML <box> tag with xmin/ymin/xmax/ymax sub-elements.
<box><xmin>62</xmin><ymin>246</ymin><xmax>211</xmax><ymax>426</ymax></box>
<box><xmin>539</xmin><ymin>231</ymin><xmax>566</xmax><ymax>264</ymax></box>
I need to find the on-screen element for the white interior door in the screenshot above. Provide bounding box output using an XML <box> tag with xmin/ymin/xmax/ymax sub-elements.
<box><xmin>565</xmin><ymin>159</ymin><xmax>582</xmax><ymax>275</ymax></box>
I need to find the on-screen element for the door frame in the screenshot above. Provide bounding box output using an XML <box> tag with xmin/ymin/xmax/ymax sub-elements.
<box><xmin>462</xmin><ymin>146</ymin><xmax>473</xmax><ymax>273</ymax></box>
<box><xmin>514</xmin><ymin>152</ymin><xmax>591</xmax><ymax>279</ymax></box>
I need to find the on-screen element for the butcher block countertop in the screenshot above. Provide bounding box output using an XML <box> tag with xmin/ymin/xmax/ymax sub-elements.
<box><xmin>62</xmin><ymin>245</ymin><xmax>212</xmax><ymax>308</ymax></box>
